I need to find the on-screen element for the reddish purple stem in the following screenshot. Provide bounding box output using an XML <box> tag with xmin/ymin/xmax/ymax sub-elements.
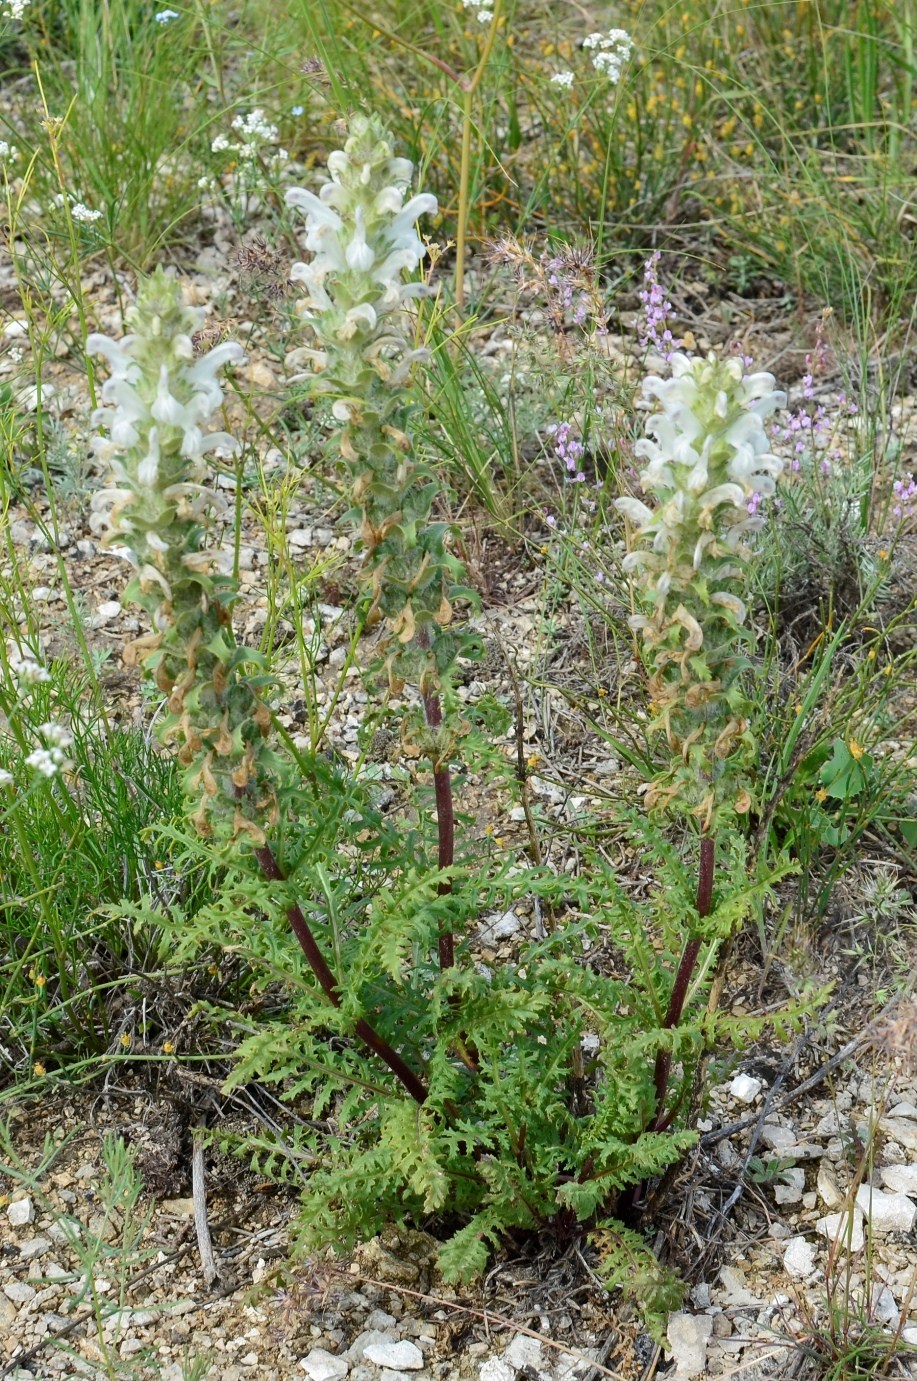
<box><xmin>422</xmin><ymin>686</ymin><xmax>456</xmax><ymax>971</ymax></box>
<box><xmin>254</xmin><ymin>843</ymin><xmax>428</xmax><ymax>1104</ymax></box>
<box><xmin>650</xmin><ymin>835</ymin><xmax>715</xmax><ymax>1132</ymax></box>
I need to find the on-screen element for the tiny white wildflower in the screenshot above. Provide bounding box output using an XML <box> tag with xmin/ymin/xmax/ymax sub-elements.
<box><xmin>583</xmin><ymin>29</ymin><xmax>634</xmax><ymax>85</ymax></box>
<box><xmin>231</xmin><ymin>109</ymin><xmax>279</xmax><ymax>145</ymax></box>
<box><xmin>70</xmin><ymin>201</ymin><xmax>103</xmax><ymax>223</ymax></box>
<box><xmin>2</xmin><ymin>0</ymin><xmax>30</xmax><ymax>18</ymax></box>
<box><xmin>155</xmin><ymin>8</ymin><xmax>179</xmax><ymax>20</ymax></box>
<box><xmin>211</xmin><ymin>134</ymin><xmax>234</xmax><ymax>154</ymax></box>
<box><xmin>26</xmin><ymin>747</ymin><xmax>62</xmax><ymax>778</ymax></box>
<box><xmin>0</xmin><ymin>769</ymin><xmax>13</xmax><ymax>787</ymax></box>
<box><xmin>550</xmin><ymin>71</ymin><xmax>574</xmax><ymax>89</ymax></box>
<box><xmin>461</xmin><ymin>0</ymin><xmax>493</xmax><ymax>18</ymax></box>
<box><xmin>38</xmin><ymin>722</ymin><xmax>73</xmax><ymax>749</ymax></box>
<box><xmin>8</xmin><ymin>650</ymin><xmax>51</xmax><ymax>690</ymax></box>
<box><xmin>0</xmin><ymin>141</ymin><xmax>18</xmax><ymax>161</ymax></box>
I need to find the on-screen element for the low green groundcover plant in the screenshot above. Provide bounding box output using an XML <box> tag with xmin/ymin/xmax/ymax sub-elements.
<box><xmin>77</xmin><ymin>113</ymin><xmax>808</xmax><ymax>1335</ymax></box>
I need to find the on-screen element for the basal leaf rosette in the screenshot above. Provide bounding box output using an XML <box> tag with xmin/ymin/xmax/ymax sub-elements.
<box><xmin>287</xmin><ymin>114</ymin><xmax>475</xmax><ymax>697</ymax></box>
<box><xmin>616</xmin><ymin>352</ymin><xmax>785</xmax><ymax>829</ymax></box>
<box><xmin>88</xmin><ymin>269</ymin><xmax>287</xmax><ymax>844</ymax></box>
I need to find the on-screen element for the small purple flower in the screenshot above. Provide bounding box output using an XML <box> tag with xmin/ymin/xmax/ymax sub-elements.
<box><xmin>639</xmin><ymin>251</ymin><xmax>675</xmax><ymax>360</ymax></box>
<box><xmin>547</xmin><ymin>420</ymin><xmax>587</xmax><ymax>481</ymax></box>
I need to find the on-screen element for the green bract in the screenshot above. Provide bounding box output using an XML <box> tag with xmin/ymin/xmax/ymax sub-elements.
<box><xmin>616</xmin><ymin>351</ymin><xmax>785</xmax><ymax>828</ymax></box>
<box><xmin>88</xmin><ymin>270</ymin><xmax>287</xmax><ymax>844</ymax></box>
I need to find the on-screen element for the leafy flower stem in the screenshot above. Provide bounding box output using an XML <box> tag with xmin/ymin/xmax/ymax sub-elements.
<box><xmin>650</xmin><ymin>835</ymin><xmax>714</xmax><ymax>1132</ymax></box>
<box><xmin>253</xmin><ymin>842</ymin><xmax>429</xmax><ymax>1106</ymax></box>
<box><xmin>421</xmin><ymin>683</ymin><xmax>456</xmax><ymax>971</ymax></box>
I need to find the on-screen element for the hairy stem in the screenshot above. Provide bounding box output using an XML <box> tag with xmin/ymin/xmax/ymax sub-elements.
<box><xmin>254</xmin><ymin>843</ymin><xmax>428</xmax><ymax>1104</ymax></box>
<box><xmin>650</xmin><ymin>835</ymin><xmax>715</xmax><ymax>1132</ymax></box>
<box><xmin>421</xmin><ymin>686</ymin><xmax>456</xmax><ymax>970</ymax></box>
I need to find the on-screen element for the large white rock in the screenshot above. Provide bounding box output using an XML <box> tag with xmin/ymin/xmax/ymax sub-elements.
<box><xmin>855</xmin><ymin>1185</ymin><xmax>916</xmax><ymax>1233</ymax></box>
<box><xmin>816</xmin><ymin>1207</ymin><xmax>865</xmax><ymax>1252</ymax></box>
<box><xmin>301</xmin><ymin>1349</ymin><xmax>350</xmax><ymax>1381</ymax></box>
<box><xmin>504</xmin><ymin>1335</ymin><xmax>543</xmax><ymax>1371</ymax></box>
<box><xmin>364</xmin><ymin>1341</ymin><xmax>424</xmax><ymax>1371</ymax></box>
<box><xmin>880</xmin><ymin>1164</ymin><xmax>917</xmax><ymax>1196</ymax></box>
<box><xmin>760</xmin><ymin>1124</ymin><xmax>796</xmax><ymax>1150</ymax></box>
<box><xmin>717</xmin><ymin>1265</ymin><xmax>759</xmax><ymax>1306</ymax></box>
<box><xmin>7</xmin><ymin>1198</ymin><xmax>34</xmax><ymax>1227</ymax></box>
<box><xmin>478</xmin><ymin>910</ymin><xmax>521</xmax><ymax>942</ymax></box>
<box><xmin>729</xmin><ymin>1074</ymin><xmax>764</xmax><ymax>1104</ymax></box>
<box><xmin>880</xmin><ymin>1118</ymin><xmax>917</xmax><ymax>1152</ymax></box>
<box><xmin>783</xmin><ymin>1237</ymin><xmax>817</xmax><ymax>1279</ymax></box>
<box><xmin>666</xmin><ymin>1313</ymin><xmax>713</xmax><ymax>1379</ymax></box>
<box><xmin>479</xmin><ymin>1362</ymin><xmax>514</xmax><ymax>1381</ymax></box>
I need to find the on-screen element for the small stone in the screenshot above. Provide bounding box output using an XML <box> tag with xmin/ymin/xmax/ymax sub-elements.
<box><xmin>349</xmin><ymin>1332</ymin><xmax>397</xmax><ymax>1364</ymax></box>
<box><xmin>880</xmin><ymin>1119</ymin><xmax>917</xmax><ymax>1152</ymax></box>
<box><xmin>3</xmin><ymin>1282</ymin><xmax>37</xmax><ymax>1303</ymax></box>
<box><xmin>880</xmin><ymin>1165</ymin><xmax>917</xmax><ymax>1195</ymax></box>
<box><xmin>888</xmin><ymin>1102</ymin><xmax>917</xmax><ymax>1120</ymax></box>
<box><xmin>504</xmin><ymin>1334</ymin><xmax>543</xmax><ymax>1370</ymax></box>
<box><xmin>301</xmin><ymin>1351</ymin><xmax>349</xmax><ymax>1381</ymax></box>
<box><xmin>855</xmin><ymin>1184</ymin><xmax>916</xmax><ymax>1233</ymax></box>
<box><xmin>729</xmin><ymin>1074</ymin><xmax>764</xmax><ymax>1104</ymax></box>
<box><xmin>364</xmin><ymin>1341</ymin><xmax>423</xmax><ymax>1371</ymax></box>
<box><xmin>19</xmin><ymin>1236</ymin><xmax>51</xmax><ymax>1259</ymax></box>
<box><xmin>479</xmin><ymin>1362</ymin><xmax>514</xmax><ymax>1381</ymax></box>
<box><xmin>366</xmin><ymin>1311</ymin><xmax>398</xmax><ymax>1332</ymax></box>
<box><xmin>774</xmin><ymin>1168</ymin><xmax>806</xmax><ymax>1205</ymax></box>
<box><xmin>869</xmin><ymin>1285</ymin><xmax>899</xmax><ymax>1326</ymax></box>
<box><xmin>817</xmin><ymin>1164</ymin><xmax>844</xmax><ymax>1208</ymax></box>
<box><xmin>783</xmin><ymin>1237</ymin><xmax>817</xmax><ymax>1279</ymax></box>
<box><xmin>717</xmin><ymin>1266</ymin><xmax>759</xmax><ymax>1307</ymax></box>
<box><xmin>816</xmin><ymin>1208</ymin><xmax>865</xmax><ymax>1252</ymax></box>
<box><xmin>760</xmin><ymin>1124</ymin><xmax>796</xmax><ymax>1150</ymax></box>
<box><xmin>159</xmin><ymin>1198</ymin><xmax>195</xmax><ymax>1217</ymax></box>
<box><xmin>479</xmin><ymin>910</ymin><xmax>521</xmax><ymax>942</ymax></box>
<box><xmin>288</xmin><ymin>528</ymin><xmax>313</xmax><ymax>549</ymax></box>
<box><xmin>119</xmin><ymin>1339</ymin><xmax>143</xmax><ymax>1358</ymax></box>
<box><xmin>666</xmin><ymin>1313</ymin><xmax>713</xmax><ymax>1378</ymax></box>
<box><xmin>7</xmin><ymin>1197</ymin><xmax>35</xmax><ymax>1227</ymax></box>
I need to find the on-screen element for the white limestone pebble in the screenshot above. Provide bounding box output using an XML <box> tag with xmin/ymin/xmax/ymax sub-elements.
<box><xmin>855</xmin><ymin>1184</ymin><xmax>916</xmax><ymax>1233</ymax></box>
<box><xmin>880</xmin><ymin>1164</ymin><xmax>917</xmax><ymax>1196</ymax></box>
<box><xmin>364</xmin><ymin>1341</ymin><xmax>424</xmax><ymax>1371</ymax></box>
<box><xmin>479</xmin><ymin>1362</ymin><xmax>514</xmax><ymax>1381</ymax></box>
<box><xmin>729</xmin><ymin>1074</ymin><xmax>764</xmax><ymax>1103</ymax></box>
<box><xmin>816</xmin><ymin>1207</ymin><xmax>865</xmax><ymax>1252</ymax></box>
<box><xmin>478</xmin><ymin>910</ymin><xmax>521</xmax><ymax>942</ymax></box>
<box><xmin>3</xmin><ymin>1282</ymin><xmax>36</xmax><ymax>1303</ymax></box>
<box><xmin>783</xmin><ymin>1237</ymin><xmax>817</xmax><ymax>1279</ymax></box>
<box><xmin>7</xmin><ymin>1197</ymin><xmax>34</xmax><ymax>1227</ymax></box>
<box><xmin>666</xmin><ymin>1313</ymin><xmax>713</xmax><ymax>1378</ymax></box>
<box><xmin>301</xmin><ymin>1349</ymin><xmax>350</xmax><ymax>1381</ymax></box>
<box><xmin>775</xmin><ymin>1168</ymin><xmax>806</xmax><ymax>1205</ymax></box>
<box><xmin>760</xmin><ymin>1124</ymin><xmax>796</xmax><ymax>1150</ymax></box>
<box><xmin>19</xmin><ymin>1236</ymin><xmax>51</xmax><ymax>1260</ymax></box>
<box><xmin>504</xmin><ymin>1335</ymin><xmax>543</xmax><ymax>1371</ymax></box>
